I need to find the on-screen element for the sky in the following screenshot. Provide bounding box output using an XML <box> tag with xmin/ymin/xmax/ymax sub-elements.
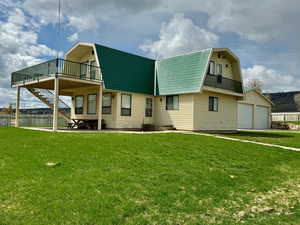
<box><xmin>0</xmin><ymin>0</ymin><xmax>299</xmax><ymax>108</ymax></box>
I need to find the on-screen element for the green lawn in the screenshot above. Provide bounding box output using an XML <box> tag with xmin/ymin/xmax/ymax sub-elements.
<box><xmin>222</xmin><ymin>130</ymin><xmax>300</xmax><ymax>149</ymax></box>
<box><xmin>1</xmin><ymin>128</ymin><xmax>300</xmax><ymax>225</ymax></box>
<box><xmin>286</xmin><ymin>121</ymin><xmax>300</xmax><ymax>125</ymax></box>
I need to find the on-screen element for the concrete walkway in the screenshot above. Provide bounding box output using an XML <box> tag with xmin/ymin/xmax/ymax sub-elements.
<box><xmin>21</xmin><ymin>127</ymin><xmax>300</xmax><ymax>152</ymax></box>
<box><xmin>192</xmin><ymin>132</ymin><xmax>300</xmax><ymax>152</ymax></box>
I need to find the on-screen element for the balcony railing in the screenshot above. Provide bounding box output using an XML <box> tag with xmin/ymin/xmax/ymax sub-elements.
<box><xmin>11</xmin><ymin>58</ymin><xmax>101</xmax><ymax>86</ymax></box>
<box><xmin>203</xmin><ymin>74</ymin><xmax>243</xmax><ymax>94</ymax></box>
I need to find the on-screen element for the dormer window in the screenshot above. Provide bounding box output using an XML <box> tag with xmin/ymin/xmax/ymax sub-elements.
<box><xmin>209</xmin><ymin>61</ymin><xmax>215</xmax><ymax>74</ymax></box>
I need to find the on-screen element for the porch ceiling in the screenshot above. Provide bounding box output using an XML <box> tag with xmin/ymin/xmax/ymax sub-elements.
<box><xmin>66</xmin><ymin>45</ymin><xmax>92</xmax><ymax>61</ymax></box>
<box><xmin>23</xmin><ymin>77</ymin><xmax>101</xmax><ymax>96</ymax></box>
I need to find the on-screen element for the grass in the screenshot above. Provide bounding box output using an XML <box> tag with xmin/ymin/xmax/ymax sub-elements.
<box><xmin>286</xmin><ymin>121</ymin><xmax>300</xmax><ymax>125</ymax></box>
<box><xmin>1</xmin><ymin>127</ymin><xmax>300</xmax><ymax>225</ymax></box>
<box><xmin>221</xmin><ymin>130</ymin><xmax>300</xmax><ymax>149</ymax></box>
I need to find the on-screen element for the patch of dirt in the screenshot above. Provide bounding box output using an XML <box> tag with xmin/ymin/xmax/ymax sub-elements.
<box><xmin>199</xmin><ymin>180</ymin><xmax>300</xmax><ymax>224</ymax></box>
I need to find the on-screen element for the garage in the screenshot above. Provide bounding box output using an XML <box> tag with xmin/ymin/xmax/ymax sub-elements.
<box><xmin>238</xmin><ymin>88</ymin><xmax>273</xmax><ymax>129</ymax></box>
<box><xmin>255</xmin><ymin>106</ymin><xmax>269</xmax><ymax>129</ymax></box>
<box><xmin>238</xmin><ymin>103</ymin><xmax>253</xmax><ymax>129</ymax></box>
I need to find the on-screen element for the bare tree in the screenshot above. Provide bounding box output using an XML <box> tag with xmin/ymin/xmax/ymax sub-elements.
<box><xmin>245</xmin><ymin>79</ymin><xmax>263</xmax><ymax>92</ymax></box>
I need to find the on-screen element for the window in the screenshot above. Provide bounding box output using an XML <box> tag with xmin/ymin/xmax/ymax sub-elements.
<box><xmin>209</xmin><ymin>61</ymin><xmax>215</xmax><ymax>74</ymax></box>
<box><xmin>166</xmin><ymin>95</ymin><xmax>179</xmax><ymax>110</ymax></box>
<box><xmin>80</xmin><ymin>61</ymin><xmax>88</xmax><ymax>79</ymax></box>
<box><xmin>102</xmin><ymin>93</ymin><xmax>112</xmax><ymax>114</ymax></box>
<box><xmin>90</xmin><ymin>60</ymin><xmax>97</xmax><ymax>80</ymax></box>
<box><xmin>145</xmin><ymin>98</ymin><xmax>153</xmax><ymax>117</ymax></box>
<box><xmin>216</xmin><ymin>64</ymin><xmax>222</xmax><ymax>75</ymax></box>
<box><xmin>209</xmin><ymin>96</ymin><xmax>218</xmax><ymax>112</ymax></box>
<box><xmin>87</xmin><ymin>94</ymin><xmax>97</xmax><ymax>114</ymax></box>
<box><xmin>121</xmin><ymin>94</ymin><xmax>132</xmax><ymax>116</ymax></box>
<box><xmin>75</xmin><ymin>95</ymin><xmax>84</xmax><ymax>114</ymax></box>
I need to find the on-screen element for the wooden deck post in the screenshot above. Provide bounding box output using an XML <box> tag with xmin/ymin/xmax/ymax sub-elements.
<box><xmin>53</xmin><ymin>78</ymin><xmax>59</xmax><ymax>131</ymax></box>
<box><xmin>97</xmin><ymin>84</ymin><xmax>102</xmax><ymax>130</ymax></box>
<box><xmin>15</xmin><ymin>86</ymin><xmax>20</xmax><ymax>127</ymax></box>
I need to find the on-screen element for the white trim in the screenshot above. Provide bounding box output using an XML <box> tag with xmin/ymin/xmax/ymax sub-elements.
<box><xmin>156</xmin><ymin>48</ymin><xmax>212</xmax><ymax>62</ymax></box>
<box><xmin>92</xmin><ymin>44</ymin><xmax>105</xmax><ymax>88</ymax></box>
<box><xmin>65</xmin><ymin>42</ymin><xmax>94</xmax><ymax>57</ymax></box>
<box><xmin>154</xmin><ymin>60</ymin><xmax>158</xmax><ymax>96</ymax></box>
<box><xmin>12</xmin><ymin>76</ymin><xmax>56</xmax><ymax>88</ymax></box>
<box><xmin>245</xmin><ymin>88</ymin><xmax>274</xmax><ymax>105</ymax></box>
<box><xmin>202</xmin><ymin>86</ymin><xmax>244</xmax><ymax>97</ymax></box>
<box><xmin>199</xmin><ymin>48</ymin><xmax>213</xmax><ymax>93</ymax></box>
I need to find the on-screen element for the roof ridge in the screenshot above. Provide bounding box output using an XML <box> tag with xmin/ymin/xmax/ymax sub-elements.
<box><xmin>158</xmin><ymin>48</ymin><xmax>212</xmax><ymax>62</ymax></box>
<box><xmin>94</xmin><ymin>43</ymin><xmax>155</xmax><ymax>61</ymax></box>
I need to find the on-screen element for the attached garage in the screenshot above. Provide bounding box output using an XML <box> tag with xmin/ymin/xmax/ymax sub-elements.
<box><xmin>238</xmin><ymin>88</ymin><xmax>273</xmax><ymax>129</ymax></box>
<box><xmin>238</xmin><ymin>103</ymin><xmax>253</xmax><ymax>129</ymax></box>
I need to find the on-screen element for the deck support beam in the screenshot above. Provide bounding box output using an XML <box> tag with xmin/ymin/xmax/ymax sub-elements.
<box><xmin>97</xmin><ymin>84</ymin><xmax>102</xmax><ymax>130</ymax></box>
<box><xmin>15</xmin><ymin>87</ymin><xmax>20</xmax><ymax>127</ymax></box>
<box><xmin>53</xmin><ymin>77</ymin><xmax>59</xmax><ymax>131</ymax></box>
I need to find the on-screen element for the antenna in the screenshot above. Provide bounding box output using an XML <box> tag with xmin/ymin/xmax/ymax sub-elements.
<box><xmin>56</xmin><ymin>0</ymin><xmax>61</xmax><ymax>59</ymax></box>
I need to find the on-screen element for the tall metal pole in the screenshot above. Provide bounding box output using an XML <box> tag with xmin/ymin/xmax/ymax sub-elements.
<box><xmin>56</xmin><ymin>0</ymin><xmax>61</xmax><ymax>59</ymax></box>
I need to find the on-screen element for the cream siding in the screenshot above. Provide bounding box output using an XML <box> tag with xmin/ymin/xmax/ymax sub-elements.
<box><xmin>114</xmin><ymin>92</ymin><xmax>154</xmax><ymax>129</ymax></box>
<box><xmin>154</xmin><ymin>94</ymin><xmax>194</xmax><ymax>130</ymax></box>
<box><xmin>194</xmin><ymin>91</ymin><xmax>238</xmax><ymax>131</ymax></box>
<box><xmin>71</xmin><ymin>88</ymin><xmax>154</xmax><ymax>129</ymax></box>
<box><xmin>210</xmin><ymin>52</ymin><xmax>234</xmax><ymax>80</ymax></box>
<box><xmin>238</xmin><ymin>90</ymin><xmax>272</xmax><ymax>129</ymax></box>
<box><xmin>239</xmin><ymin>91</ymin><xmax>271</xmax><ymax>107</ymax></box>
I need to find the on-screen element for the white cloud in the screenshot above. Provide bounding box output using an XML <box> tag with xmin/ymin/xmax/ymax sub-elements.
<box><xmin>0</xmin><ymin>6</ymin><xmax>58</xmax><ymax>107</ymax></box>
<box><xmin>164</xmin><ymin>0</ymin><xmax>300</xmax><ymax>43</ymax></box>
<box><xmin>139</xmin><ymin>14</ymin><xmax>219</xmax><ymax>58</ymax></box>
<box><xmin>22</xmin><ymin>0</ymin><xmax>162</xmax><ymax>31</ymax></box>
<box><xmin>242</xmin><ymin>65</ymin><xmax>300</xmax><ymax>92</ymax></box>
<box><xmin>67</xmin><ymin>33</ymin><xmax>79</xmax><ymax>42</ymax></box>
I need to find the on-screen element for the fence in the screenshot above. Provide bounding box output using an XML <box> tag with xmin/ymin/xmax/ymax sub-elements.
<box><xmin>272</xmin><ymin>112</ymin><xmax>300</xmax><ymax>122</ymax></box>
<box><xmin>0</xmin><ymin>114</ymin><xmax>68</xmax><ymax>127</ymax></box>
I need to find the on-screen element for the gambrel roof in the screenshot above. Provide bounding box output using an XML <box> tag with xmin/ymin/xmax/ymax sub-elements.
<box><xmin>89</xmin><ymin>43</ymin><xmax>242</xmax><ymax>96</ymax></box>
<box><xmin>155</xmin><ymin>49</ymin><xmax>211</xmax><ymax>96</ymax></box>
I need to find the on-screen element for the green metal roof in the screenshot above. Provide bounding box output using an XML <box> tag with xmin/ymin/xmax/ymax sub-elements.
<box><xmin>155</xmin><ymin>49</ymin><xmax>212</xmax><ymax>96</ymax></box>
<box><xmin>95</xmin><ymin>44</ymin><xmax>155</xmax><ymax>95</ymax></box>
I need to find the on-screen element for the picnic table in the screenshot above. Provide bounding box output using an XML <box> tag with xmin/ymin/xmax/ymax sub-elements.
<box><xmin>67</xmin><ymin>119</ymin><xmax>98</xmax><ymax>130</ymax></box>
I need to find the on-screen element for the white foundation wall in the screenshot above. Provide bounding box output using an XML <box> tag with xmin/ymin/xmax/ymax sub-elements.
<box><xmin>193</xmin><ymin>91</ymin><xmax>238</xmax><ymax>131</ymax></box>
<box><xmin>154</xmin><ymin>94</ymin><xmax>194</xmax><ymax>130</ymax></box>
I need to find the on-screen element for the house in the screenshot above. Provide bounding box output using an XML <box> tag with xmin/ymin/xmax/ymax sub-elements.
<box><xmin>11</xmin><ymin>42</ymin><xmax>244</xmax><ymax>131</ymax></box>
<box><xmin>264</xmin><ymin>91</ymin><xmax>300</xmax><ymax>122</ymax></box>
<box><xmin>238</xmin><ymin>88</ymin><xmax>273</xmax><ymax>129</ymax></box>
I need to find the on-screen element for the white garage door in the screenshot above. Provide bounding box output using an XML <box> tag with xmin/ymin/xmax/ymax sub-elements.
<box><xmin>255</xmin><ymin>106</ymin><xmax>269</xmax><ymax>129</ymax></box>
<box><xmin>238</xmin><ymin>103</ymin><xmax>254</xmax><ymax>129</ymax></box>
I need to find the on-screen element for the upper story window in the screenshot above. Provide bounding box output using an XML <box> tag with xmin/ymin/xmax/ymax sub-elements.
<box><xmin>166</xmin><ymin>95</ymin><xmax>179</xmax><ymax>110</ymax></box>
<box><xmin>90</xmin><ymin>60</ymin><xmax>97</xmax><ymax>80</ymax></box>
<box><xmin>75</xmin><ymin>95</ymin><xmax>84</xmax><ymax>114</ymax></box>
<box><xmin>216</xmin><ymin>64</ymin><xmax>222</xmax><ymax>75</ymax></box>
<box><xmin>209</xmin><ymin>61</ymin><xmax>215</xmax><ymax>75</ymax></box>
<box><xmin>87</xmin><ymin>94</ymin><xmax>97</xmax><ymax>114</ymax></box>
<box><xmin>209</xmin><ymin>96</ymin><xmax>218</xmax><ymax>112</ymax></box>
<box><xmin>145</xmin><ymin>98</ymin><xmax>153</xmax><ymax>117</ymax></box>
<box><xmin>80</xmin><ymin>61</ymin><xmax>88</xmax><ymax>79</ymax></box>
<box><xmin>121</xmin><ymin>94</ymin><xmax>132</xmax><ymax>116</ymax></box>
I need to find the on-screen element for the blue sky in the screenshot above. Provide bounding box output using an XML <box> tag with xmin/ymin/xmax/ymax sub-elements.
<box><xmin>0</xmin><ymin>0</ymin><xmax>299</xmax><ymax>108</ymax></box>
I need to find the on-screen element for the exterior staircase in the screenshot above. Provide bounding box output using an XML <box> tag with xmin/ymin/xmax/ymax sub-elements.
<box><xmin>27</xmin><ymin>88</ymin><xmax>71</xmax><ymax>121</ymax></box>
